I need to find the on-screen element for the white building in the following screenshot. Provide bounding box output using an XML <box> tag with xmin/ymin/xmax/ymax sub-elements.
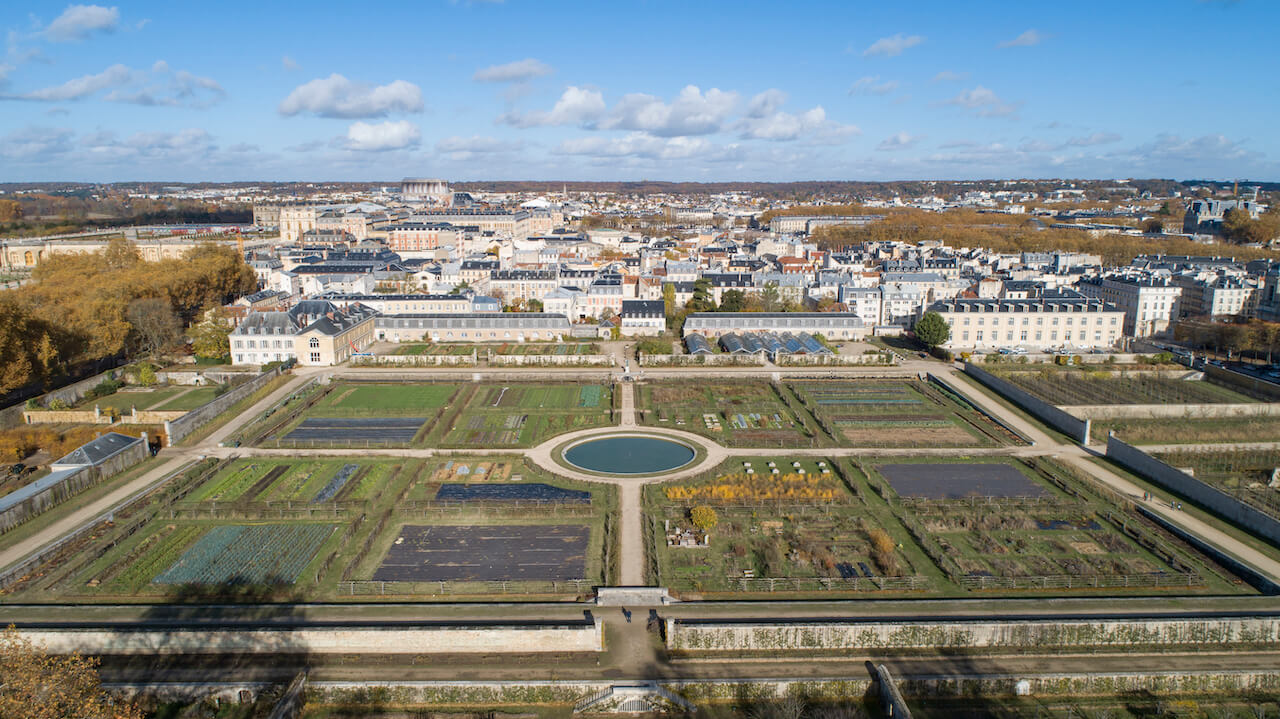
<box><xmin>928</xmin><ymin>294</ymin><xmax>1124</xmax><ymax>353</ymax></box>
<box><xmin>1076</xmin><ymin>275</ymin><xmax>1182</xmax><ymax>337</ymax></box>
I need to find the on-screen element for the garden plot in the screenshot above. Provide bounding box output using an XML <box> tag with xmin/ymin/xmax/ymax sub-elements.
<box><xmin>863</xmin><ymin>458</ymin><xmax>1244</xmax><ymax>594</ymax></box>
<box><xmin>492</xmin><ymin>343</ymin><xmax>599</xmax><ymax>355</ymax></box>
<box><xmin>189</xmin><ymin>459</ymin><xmax>393</xmax><ymax>504</ymax></box>
<box><xmin>994</xmin><ymin>369</ymin><xmax>1256</xmax><ymax>406</ymax></box>
<box><xmin>638</xmin><ymin>380</ymin><xmax>812</xmax><ymax>447</ymax></box>
<box><xmin>282</xmin><ymin>417</ymin><xmax>426</xmax><ymax>444</ymax></box>
<box><xmin>1093</xmin><ymin>415</ymin><xmax>1280</xmax><ymax>446</ymax></box>
<box><xmin>307</xmin><ymin>382</ymin><xmax>459</xmax><ymax>415</ymax></box>
<box><xmin>1153</xmin><ymin>448</ymin><xmax>1280</xmax><ymax>520</ymax></box>
<box><xmin>649</xmin><ymin>457</ymin><xmax>930</xmax><ymax>594</ymax></box>
<box><xmin>789</xmin><ymin>380</ymin><xmax>1016</xmax><ymax>448</ymax></box>
<box><xmin>435</xmin><ymin>383</ymin><xmax>614</xmax><ymax>447</ymax></box>
<box><xmin>372</xmin><ymin>524</ymin><xmax>589</xmax><ymax>582</ymax></box>
<box><xmin>154</xmin><ymin>523</ymin><xmax>335</xmax><ymax>585</ymax></box>
<box><xmin>878</xmin><ymin>463</ymin><xmax>1049</xmax><ymax>499</ymax></box>
<box><xmin>435</xmin><ymin>483</ymin><xmax>590</xmax><ymax>503</ymax></box>
<box><xmin>392</xmin><ymin>344</ymin><xmax>476</xmax><ymax>356</ymax></box>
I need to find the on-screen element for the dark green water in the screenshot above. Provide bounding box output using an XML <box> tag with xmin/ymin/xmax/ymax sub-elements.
<box><xmin>563</xmin><ymin>436</ymin><xmax>695</xmax><ymax>474</ymax></box>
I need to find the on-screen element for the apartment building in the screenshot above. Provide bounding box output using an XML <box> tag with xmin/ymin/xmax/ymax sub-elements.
<box><xmin>928</xmin><ymin>294</ymin><xmax>1124</xmax><ymax>352</ymax></box>
<box><xmin>1076</xmin><ymin>275</ymin><xmax>1182</xmax><ymax>337</ymax></box>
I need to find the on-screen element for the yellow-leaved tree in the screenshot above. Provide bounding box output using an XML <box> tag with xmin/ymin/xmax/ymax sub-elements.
<box><xmin>0</xmin><ymin>626</ymin><xmax>143</xmax><ymax>719</ymax></box>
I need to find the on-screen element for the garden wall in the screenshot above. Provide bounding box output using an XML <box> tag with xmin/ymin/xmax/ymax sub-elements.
<box><xmin>122</xmin><ymin>409</ymin><xmax>188</xmax><ymax>424</ymax></box>
<box><xmin>22</xmin><ymin>409</ymin><xmax>111</xmax><ymax>425</ymax></box>
<box><xmin>639</xmin><ymin>353</ymin><xmax>765</xmax><ymax>367</ymax></box>
<box><xmin>774</xmin><ymin>353</ymin><xmax>895</xmax><ymax>366</ymax></box>
<box><xmin>1204</xmin><ymin>363</ymin><xmax>1280</xmax><ymax>402</ymax></box>
<box><xmin>665</xmin><ymin>615</ymin><xmax>1280</xmax><ymax>652</ymax></box>
<box><xmin>963</xmin><ymin>363</ymin><xmax>1090</xmax><ymax>444</ymax></box>
<box><xmin>22</xmin><ymin>620</ymin><xmax>604</xmax><ymax>655</ymax></box>
<box><xmin>164</xmin><ymin>367</ymin><xmax>283</xmax><ymax>446</ymax></box>
<box><xmin>1062</xmin><ymin>403</ymin><xmax>1280</xmax><ymax>420</ymax></box>
<box><xmin>1106</xmin><ymin>435</ymin><xmax>1280</xmax><ymax>545</ymax></box>
<box><xmin>489</xmin><ymin>354</ymin><xmax>614</xmax><ymax>367</ymax></box>
<box><xmin>0</xmin><ymin>437</ymin><xmax>148</xmax><ymax>536</ymax></box>
<box><xmin>0</xmin><ymin>369</ymin><xmax>120</xmax><ymax>430</ymax></box>
<box><xmin>355</xmin><ymin>354</ymin><xmax>476</xmax><ymax>367</ymax></box>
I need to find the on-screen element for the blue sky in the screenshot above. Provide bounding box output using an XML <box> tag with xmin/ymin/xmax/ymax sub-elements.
<box><xmin>1</xmin><ymin>0</ymin><xmax>1276</xmax><ymax>182</ymax></box>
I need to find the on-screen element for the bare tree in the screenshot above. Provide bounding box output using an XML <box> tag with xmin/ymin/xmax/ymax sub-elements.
<box><xmin>126</xmin><ymin>297</ymin><xmax>182</xmax><ymax>357</ymax></box>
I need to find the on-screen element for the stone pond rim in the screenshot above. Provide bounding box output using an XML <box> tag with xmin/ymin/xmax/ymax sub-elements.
<box><xmin>562</xmin><ymin>435</ymin><xmax>697</xmax><ymax>475</ymax></box>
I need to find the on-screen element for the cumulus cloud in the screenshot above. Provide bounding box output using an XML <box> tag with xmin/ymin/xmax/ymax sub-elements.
<box><xmin>943</xmin><ymin>85</ymin><xmax>1020</xmax><ymax>117</ymax></box>
<box><xmin>13</xmin><ymin>63</ymin><xmax>131</xmax><ymax>101</ymax></box>
<box><xmin>557</xmin><ymin>132</ymin><xmax>740</xmax><ymax>162</ymax></box>
<box><xmin>44</xmin><ymin>4</ymin><xmax>120</xmax><ymax>42</ymax></box>
<box><xmin>877</xmin><ymin>132</ymin><xmax>920</xmax><ymax>151</ymax></box>
<box><xmin>745</xmin><ymin>89</ymin><xmax>787</xmax><ymax>119</ymax></box>
<box><xmin>863</xmin><ymin>33</ymin><xmax>924</xmax><ymax>58</ymax></box>
<box><xmin>849</xmin><ymin>76</ymin><xmax>899</xmax><ymax>96</ymax></box>
<box><xmin>0</xmin><ymin>126</ymin><xmax>76</xmax><ymax>159</ymax></box>
<box><xmin>103</xmin><ymin>65</ymin><xmax>226</xmax><ymax>108</ymax></box>
<box><xmin>344</xmin><ymin>120</ymin><xmax>420</xmax><ymax>151</ymax></box>
<box><xmin>80</xmin><ymin>128</ymin><xmax>218</xmax><ymax>163</ymax></box>
<box><xmin>599</xmin><ymin>85</ymin><xmax>738</xmax><ymax>137</ymax></box>
<box><xmin>279</xmin><ymin>74</ymin><xmax>423</xmax><ymax>118</ymax></box>
<box><xmin>999</xmin><ymin>29</ymin><xmax>1044</xmax><ymax>48</ymax></box>
<box><xmin>473</xmin><ymin>58</ymin><xmax>552</xmax><ymax>83</ymax></box>
<box><xmin>499</xmin><ymin>85</ymin><xmax>605</xmax><ymax>128</ymax></box>
<box><xmin>738</xmin><ymin>105</ymin><xmax>859</xmax><ymax>143</ymax></box>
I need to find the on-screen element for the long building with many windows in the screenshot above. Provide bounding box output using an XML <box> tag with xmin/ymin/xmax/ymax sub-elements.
<box><xmin>927</xmin><ymin>293</ymin><xmax>1124</xmax><ymax>353</ymax></box>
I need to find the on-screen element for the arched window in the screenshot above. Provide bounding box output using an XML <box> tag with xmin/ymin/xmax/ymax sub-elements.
<box><xmin>309</xmin><ymin>337</ymin><xmax>320</xmax><ymax>349</ymax></box>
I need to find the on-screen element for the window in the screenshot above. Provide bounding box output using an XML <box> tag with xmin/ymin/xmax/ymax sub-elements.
<box><xmin>309</xmin><ymin>337</ymin><xmax>320</xmax><ymax>349</ymax></box>
<box><xmin>309</xmin><ymin>352</ymin><xmax>321</xmax><ymax>363</ymax></box>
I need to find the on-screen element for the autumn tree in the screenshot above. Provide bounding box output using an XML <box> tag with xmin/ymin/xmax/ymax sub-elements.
<box><xmin>690</xmin><ymin>505</ymin><xmax>718</xmax><ymax>532</ymax></box>
<box><xmin>914</xmin><ymin>311</ymin><xmax>950</xmax><ymax>349</ymax></box>
<box><xmin>0</xmin><ymin>199</ymin><xmax>22</xmax><ymax>222</ymax></box>
<box><xmin>126</xmin><ymin>297</ymin><xmax>182</xmax><ymax>356</ymax></box>
<box><xmin>189</xmin><ymin>306</ymin><xmax>233</xmax><ymax>360</ymax></box>
<box><xmin>0</xmin><ymin>626</ymin><xmax>143</xmax><ymax>719</ymax></box>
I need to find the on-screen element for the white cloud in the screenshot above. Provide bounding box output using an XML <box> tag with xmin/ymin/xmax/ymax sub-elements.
<box><xmin>279</xmin><ymin>74</ymin><xmax>423</xmax><ymax>118</ymax></box>
<box><xmin>0</xmin><ymin>126</ymin><xmax>75</xmax><ymax>159</ymax></box>
<box><xmin>999</xmin><ymin>29</ymin><xmax>1044</xmax><ymax>48</ymax></box>
<box><xmin>15</xmin><ymin>63</ymin><xmax>131</xmax><ymax>101</ymax></box>
<box><xmin>282</xmin><ymin>55</ymin><xmax>299</xmax><ymax>71</ymax></box>
<box><xmin>344</xmin><ymin>120</ymin><xmax>420</xmax><ymax>151</ymax></box>
<box><xmin>151</xmin><ymin>60</ymin><xmax>168</xmax><ymax>73</ymax></box>
<box><xmin>436</xmin><ymin>135</ymin><xmax>522</xmax><ymax>154</ymax></box>
<box><xmin>877</xmin><ymin>132</ymin><xmax>920</xmax><ymax>151</ymax></box>
<box><xmin>943</xmin><ymin>85</ymin><xmax>1020</xmax><ymax>117</ymax></box>
<box><xmin>1065</xmin><ymin>132</ymin><xmax>1122</xmax><ymax>147</ymax></box>
<box><xmin>863</xmin><ymin>33</ymin><xmax>924</xmax><ymax>58</ymax></box>
<box><xmin>80</xmin><ymin>128</ymin><xmax>217</xmax><ymax>163</ymax></box>
<box><xmin>557</xmin><ymin>132</ymin><xmax>737</xmax><ymax>161</ymax></box>
<box><xmin>849</xmin><ymin>76</ymin><xmax>899</xmax><ymax>96</ymax></box>
<box><xmin>746</xmin><ymin>89</ymin><xmax>787</xmax><ymax>119</ymax></box>
<box><xmin>45</xmin><ymin>4</ymin><xmax>120</xmax><ymax>42</ymax></box>
<box><xmin>499</xmin><ymin>85</ymin><xmax>605</xmax><ymax>128</ymax></box>
<box><xmin>473</xmin><ymin>58</ymin><xmax>552</xmax><ymax>83</ymax></box>
<box><xmin>932</xmin><ymin>70</ymin><xmax>967</xmax><ymax>83</ymax></box>
<box><xmin>738</xmin><ymin>105</ymin><xmax>859</xmax><ymax>143</ymax></box>
<box><xmin>600</xmin><ymin>85</ymin><xmax>738</xmax><ymax>137</ymax></box>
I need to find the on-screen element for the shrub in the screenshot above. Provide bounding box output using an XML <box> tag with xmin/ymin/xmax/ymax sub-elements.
<box><xmin>84</xmin><ymin>378</ymin><xmax>123</xmax><ymax>400</ymax></box>
<box><xmin>48</xmin><ymin>398</ymin><xmax>69</xmax><ymax>411</ymax></box>
<box><xmin>868</xmin><ymin>528</ymin><xmax>896</xmax><ymax>555</ymax></box>
<box><xmin>24</xmin><ymin>398</ymin><xmax>39</xmax><ymax>410</ymax></box>
<box><xmin>136</xmin><ymin>364</ymin><xmax>158</xmax><ymax>387</ymax></box>
<box><xmin>690</xmin><ymin>505</ymin><xmax>718</xmax><ymax>531</ymax></box>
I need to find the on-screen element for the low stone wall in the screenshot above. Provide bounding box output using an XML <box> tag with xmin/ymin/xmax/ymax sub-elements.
<box><xmin>1106</xmin><ymin>435</ymin><xmax>1280</xmax><ymax>545</ymax></box>
<box><xmin>962</xmin><ymin>363</ymin><xmax>1090</xmax><ymax>444</ymax></box>
<box><xmin>639</xmin><ymin>353</ymin><xmax>765</xmax><ymax>367</ymax></box>
<box><xmin>121</xmin><ymin>409</ymin><xmax>188</xmax><ymax>424</ymax></box>
<box><xmin>665</xmin><ymin>615</ymin><xmax>1280</xmax><ymax>652</ymax></box>
<box><xmin>23</xmin><ymin>620</ymin><xmax>603</xmax><ymax>655</ymax></box>
<box><xmin>489</xmin><ymin>354</ymin><xmax>614</xmax><ymax>367</ymax></box>
<box><xmin>156</xmin><ymin>371</ymin><xmax>205</xmax><ymax>386</ymax></box>
<box><xmin>774</xmin><ymin>353</ymin><xmax>895</xmax><ymax>366</ymax></box>
<box><xmin>23</xmin><ymin>409</ymin><xmax>112</xmax><ymax>425</ymax></box>
<box><xmin>1063</xmin><ymin>403</ymin><xmax>1280</xmax><ymax>420</ymax></box>
<box><xmin>356</xmin><ymin>354</ymin><xmax>476</xmax><ymax>367</ymax></box>
<box><xmin>164</xmin><ymin>367</ymin><xmax>283</xmax><ymax>446</ymax></box>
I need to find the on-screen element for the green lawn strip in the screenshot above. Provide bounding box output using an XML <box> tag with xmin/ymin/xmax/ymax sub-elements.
<box><xmin>176</xmin><ymin>373</ymin><xmax>293</xmax><ymax>447</ymax></box>
<box><xmin>78</xmin><ymin>386</ymin><xmax>186</xmax><ymax>413</ymax></box>
<box><xmin>0</xmin><ymin>456</ymin><xmax>168</xmax><ymax>559</ymax></box>
<box><xmin>152</xmin><ymin>386</ymin><xmax>221</xmax><ymax>411</ymax></box>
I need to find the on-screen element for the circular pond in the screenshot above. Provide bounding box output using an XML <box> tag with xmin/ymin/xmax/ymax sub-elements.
<box><xmin>563</xmin><ymin>436</ymin><xmax>696</xmax><ymax>475</ymax></box>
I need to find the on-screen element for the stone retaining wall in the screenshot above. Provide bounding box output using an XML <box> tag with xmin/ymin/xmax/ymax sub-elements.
<box><xmin>665</xmin><ymin>616</ymin><xmax>1280</xmax><ymax>652</ymax></box>
<box><xmin>962</xmin><ymin>363</ymin><xmax>1090</xmax><ymax>444</ymax></box>
<box><xmin>22</xmin><ymin>620</ymin><xmax>603</xmax><ymax>655</ymax></box>
<box><xmin>1063</xmin><ymin>403</ymin><xmax>1280</xmax><ymax>420</ymax></box>
<box><xmin>164</xmin><ymin>367</ymin><xmax>283</xmax><ymax>446</ymax></box>
<box><xmin>23</xmin><ymin>409</ymin><xmax>111</xmax><ymax>424</ymax></box>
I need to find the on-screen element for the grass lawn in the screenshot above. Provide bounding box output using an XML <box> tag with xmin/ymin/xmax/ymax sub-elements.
<box><xmin>151</xmin><ymin>386</ymin><xmax>221</xmax><ymax>411</ymax></box>
<box><xmin>77</xmin><ymin>387</ymin><xmax>187</xmax><ymax>413</ymax></box>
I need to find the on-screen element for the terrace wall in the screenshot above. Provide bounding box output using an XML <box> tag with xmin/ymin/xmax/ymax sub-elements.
<box><xmin>355</xmin><ymin>354</ymin><xmax>476</xmax><ymax>367</ymax></box>
<box><xmin>122</xmin><ymin>409</ymin><xmax>188</xmax><ymax>424</ymax></box>
<box><xmin>639</xmin><ymin>353</ymin><xmax>766</xmax><ymax>367</ymax></box>
<box><xmin>0</xmin><ymin>438</ymin><xmax>148</xmax><ymax>536</ymax></box>
<box><xmin>1106</xmin><ymin>435</ymin><xmax>1280</xmax><ymax>545</ymax></box>
<box><xmin>164</xmin><ymin>367</ymin><xmax>284</xmax><ymax>446</ymax></box>
<box><xmin>21</xmin><ymin>620</ymin><xmax>604</xmax><ymax>655</ymax></box>
<box><xmin>665</xmin><ymin>615</ymin><xmax>1280</xmax><ymax>652</ymax></box>
<box><xmin>1204</xmin><ymin>363</ymin><xmax>1280</xmax><ymax>402</ymax></box>
<box><xmin>489</xmin><ymin>354</ymin><xmax>614</xmax><ymax>367</ymax></box>
<box><xmin>1062</xmin><ymin>403</ymin><xmax>1280</xmax><ymax>420</ymax></box>
<box><xmin>774</xmin><ymin>353</ymin><xmax>895</xmax><ymax>366</ymax></box>
<box><xmin>962</xmin><ymin>363</ymin><xmax>1090</xmax><ymax>444</ymax></box>
<box><xmin>22</xmin><ymin>409</ymin><xmax>111</xmax><ymax>425</ymax></box>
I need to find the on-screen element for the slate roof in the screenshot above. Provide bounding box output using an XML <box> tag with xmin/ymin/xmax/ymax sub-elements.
<box><xmin>51</xmin><ymin>432</ymin><xmax>144</xmax><ymax>468</ymax></box>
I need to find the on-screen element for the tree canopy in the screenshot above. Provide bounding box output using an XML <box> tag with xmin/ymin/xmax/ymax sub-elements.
<box><xmin>914</xmin><ymin>311</ymin><xmax>951</xmax><ymax>348</ymax></box>
<box><xmin>0</xmin><ymin>627</ymin><xmax>143</xmax><ymax>719</ymax></box>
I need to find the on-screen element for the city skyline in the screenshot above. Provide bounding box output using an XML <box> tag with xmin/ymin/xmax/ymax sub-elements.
<box><xmin>1</xmin><ymin>0</ymin><xmax>1277</xmax><ymax>182</ymax></box>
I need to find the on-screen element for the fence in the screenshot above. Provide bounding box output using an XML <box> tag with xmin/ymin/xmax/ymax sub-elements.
<box><xmin>488</xmin><ymin>354</ymin><xmax>614</xmax><ymax>367</ymax></box>
<box><xmin>962</xmin><ymin>362</ymin><xmax>1091</xmax><ymax>444</ymax></box>
<box><xmin>1107</xmin><ymin>435</ymin><xmax>1280</xmax><ymax>546</ymax></box>
<box><xmin>165</xmin><ymin>366</ymin><xmax>285</xmax><ymax>446</ymax></box>
<box><xmin>341</xmin><ymin>579</ymin><xmax>594</xmax><ymax>596</ymax></box>
<box><xmin>670</xmin><ymin>576</ymin><xmax>930</xmax><ymax>593</ymax></box>
<box><xmin>959</xmin><ymin>572</ymin><xmax>1199</xmax><ymax>591</ymax></box>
